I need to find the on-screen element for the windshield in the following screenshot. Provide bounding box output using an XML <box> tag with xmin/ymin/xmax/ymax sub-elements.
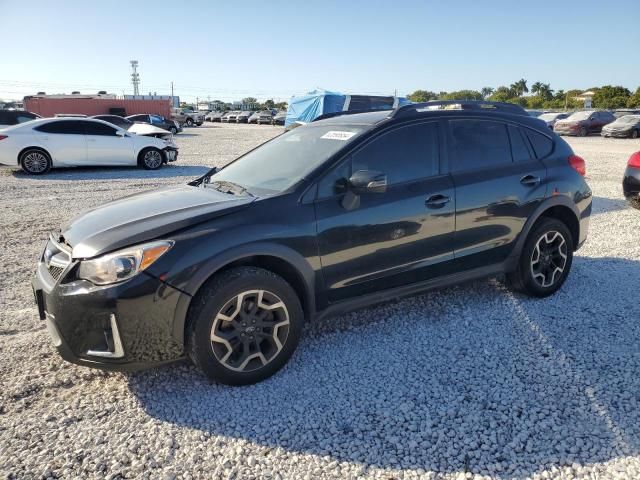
<box><xmin>567</xmin><ymin>111</ymin><xmax>592</xmax><ymax>121</ymax></box>
<box><xmin>539</xmin><ymin>113</ymin><xmax>562</xmax><ymax>121</ymax></box>
<box><xmin>616</xmin><ymin>115</ymin><xmax>640</xmax><ymax>124</ymax></box>
<box><xmin>207</xmin><ymin>124</ymin><xmax>364</xmax><ymax>195</ymax></box>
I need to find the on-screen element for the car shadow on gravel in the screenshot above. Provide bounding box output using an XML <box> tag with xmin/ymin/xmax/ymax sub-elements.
<box><xmin>128</xmin><ymin>256</ymin><xmax>640</xmax><ymax>478</ymax></box>
<box><xmin>10</xmin><ymin>165</ymin><xmax>210</xmax><ymax>181</ymax></box>
<box><xmin>591</xmin><ymin>196</ymin><xmax>630</xmax><ymax>216</ymax></box>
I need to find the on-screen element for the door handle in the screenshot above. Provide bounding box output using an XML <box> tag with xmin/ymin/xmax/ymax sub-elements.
<box><xmin>425</xmin><ymin>194</ymin><xmax>451</xmax><ymax>208</ymax></box>
<box><xmin>520</xmin><ymin>174</ymin><xmax>541</xmax><ymax>186</ymax></box>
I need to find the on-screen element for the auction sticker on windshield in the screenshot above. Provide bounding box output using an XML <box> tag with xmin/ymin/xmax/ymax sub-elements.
<box><xmin>321</xmin><ymin>131</ymin><xmax>357</xmax><ymax>141</ymax></box>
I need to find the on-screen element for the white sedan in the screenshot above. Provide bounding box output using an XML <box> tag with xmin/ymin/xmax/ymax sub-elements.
<box><xmin>0</xmin><ymin>117</ymin><xmax>178</xmax><ymax>175</ymax></box>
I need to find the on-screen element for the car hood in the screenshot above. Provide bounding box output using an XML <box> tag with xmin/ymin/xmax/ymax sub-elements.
<box><xmin>129</xmin><ymin>123</ymin><xmax>171</xmax><ymax>136</ymax></box>
<box><xmin>61</xmin><ymin>185</ymin><xmax>255</xmax><ymax>259</ymax></box>
<box><xmin>604</xmin><ymin>121</ymin><xmax>637</xmax><ymax>130</ymax></box>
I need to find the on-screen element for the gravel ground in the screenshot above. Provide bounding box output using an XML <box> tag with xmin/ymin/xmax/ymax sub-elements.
<box><xmin>0</xmin><ymin>124</ymin><xmax>639</xmax><ymax>480</ymax></box>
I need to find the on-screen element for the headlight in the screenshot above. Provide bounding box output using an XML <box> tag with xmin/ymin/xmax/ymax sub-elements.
<box><xmin>78</xmin><ymin>240</ymin><xmax>173</xmax><ymax>285</ymax></box>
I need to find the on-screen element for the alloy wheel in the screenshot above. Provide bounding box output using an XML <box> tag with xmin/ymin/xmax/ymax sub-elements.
<box><xmin>530</xmin><ymin>231</ymin><xmax>568</xmax><ymax>288</ymax></box>
<box><xmin>143</xmin><ymin>150</ymin><xmax>162</xmax><ymax>169</ymax></box>
<box><xmin>210</xmin><ymin>289</ymin><xmax>290</xmax><ymax>372</ymax></box>
<box><xmin>23</xmin><ymin>151</ymin><xmax>48</xmax><ymax>173</ymax></box>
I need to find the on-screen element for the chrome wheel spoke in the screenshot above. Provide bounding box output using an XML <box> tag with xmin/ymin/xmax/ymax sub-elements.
<box><xmin>530</xmin><ymin>230</ymin><xmax>568</xmax><ymax>288</ymax></box>
<box><xmin>210</xmin><ymin>289</ymin><xmax>289</xmax><ymax>372</ymax></box>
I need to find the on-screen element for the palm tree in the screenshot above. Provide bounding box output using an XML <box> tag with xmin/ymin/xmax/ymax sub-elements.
<box><xmin>531</xmin><ymin>82</ymin><xmax>543</xmax><ymax>96</ymax></box>
<box><xmin>510</xmin><ymin>79</ymin><xmax>529</xmax><ymax>97</ymax></box>
<box><xmin>538</xmin><ymin>83</ymin><xmax>553</xmax><ymax>101</ymax></box>
<box><xmin>481</xmin><ymin>87</ymin><xmax>494</xmax><ymax>99</ymax></box>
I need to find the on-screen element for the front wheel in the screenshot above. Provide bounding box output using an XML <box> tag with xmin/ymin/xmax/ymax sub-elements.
<box><xmin>579</xmin><ymin>127</ymin><xmax>588</xmax><ymax>137</ymax></box>
<box><xmin>507</xmin><ymin>218</ymin><xmax>574</xmax><ymax>297</ymax></box>
<box><xmin>187</xmin><ymin>267</ymin><xmax>303</xmax><ymax>385</ymax></box>
<box><xmin>139</xmin><ymin>148</ymin><xmax>164</xmax><ymax>170</ymax></box>
<box><xmin>631</xmin><ymin>129</ymin><xmax>639</xmax><ymax>139</ymax></box>
<box><xmin>20</xmin><ymin>149</ymin><xmax>52</xmax><ymax>175</ymax></box>
<box><xmin>185</xmin><ymin>118</ymin><xmax>194</xmax><ymax>127</ymax></box>
<box><xmin>170</xmin><ymin>126</ymin><xmax>177</xmax><ymax>135</ymax></box>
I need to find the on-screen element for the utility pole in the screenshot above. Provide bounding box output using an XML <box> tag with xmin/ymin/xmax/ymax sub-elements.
<box><xmin>196</xmin><ymin>96</ymin><xmax>199</xmax><ymax>110</ymax></box>
<box><xmin>130</xmin><ymin>60</ymin><xmax>140</xmax><ymax>96</ymax></box>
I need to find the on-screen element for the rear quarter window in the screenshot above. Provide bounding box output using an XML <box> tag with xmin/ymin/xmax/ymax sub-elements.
<box><xmin>525</xmin><ymin>129</ymin><xmax>553</xmax><ymax>159</ymax></box>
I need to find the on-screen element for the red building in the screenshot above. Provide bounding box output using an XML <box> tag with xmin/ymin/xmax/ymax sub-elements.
<box><xmin>24</xmin><ymin>94</ymin><xmax>172</xmax><ymax>118</ymax></box>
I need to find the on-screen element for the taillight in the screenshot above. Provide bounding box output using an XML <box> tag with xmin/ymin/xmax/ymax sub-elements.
<box><xmin>628</xmin><ymin>152</ymin><xmax>640</xmax><ymax>169</ymax></box>
<box><xmin>568</xmin><ymin>154</ymin><xmax>586</xmax><ymax>176</ymax></box>
<box><xmin>0</xmin><ymin>135</ymin><xmax>7</xmax><ymax>141</ymax></box>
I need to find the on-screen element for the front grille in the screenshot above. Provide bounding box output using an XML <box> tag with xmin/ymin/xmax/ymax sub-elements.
<box><xmin>43</xmin><ymin>234</ymin><xmax>72</xmax><ymax>282</ymax></box>
<box><xmin>48</xmin><ymin>265</ymin><xmax>64</xmax><ymax>281</ymax></box>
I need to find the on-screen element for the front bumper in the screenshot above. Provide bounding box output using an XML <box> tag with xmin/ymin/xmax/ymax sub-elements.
<box><xmin>164</xmin><ymin>147</ymin><xmax>178</xmax><ymax>162</ymax></box>
<box><xmin>623</xmin><ymin>166</ymin><xmax>640</xmax><ymax>200</ymax></box>
<box><xmin>32</xmin><ymin>238</ymin><xmax>189</xmax><ymax>371</ymax></box>
<box><xmin>601</xmin><ymin>129</ymin><xmax>633</xmax><ymax>138</ymax></box>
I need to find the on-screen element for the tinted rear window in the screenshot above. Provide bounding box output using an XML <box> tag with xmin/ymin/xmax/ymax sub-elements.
<box><xmin>84</xmin><ymin>121</ymin><xmax>117</xmax><ymax>136</ymax></box>
<box><xmin>449</xmin><ymin>119</ymin><xmax>512</xmax><ymax>172</ymax></box>
<box><xmin>508</xmin><ymin>125</ymin><xmax>532</xmax><ymax>162</ymax></box>
<box><xmin>348</xmin><ymin>96</ymin><xmax>395</xmax><ymax>111</ymax></box>
<box><xmin>35</xmin><ymin>121</ymin><xmax>85</xmax><ymax>135</ymax></box>
<box><xmin>525</xmin><ymin>129</ymin><xmax>553</xmax><ymax>158</ymax></box>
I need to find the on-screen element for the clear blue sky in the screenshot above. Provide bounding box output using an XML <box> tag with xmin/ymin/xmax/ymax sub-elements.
<box><xmin>2</xmin><ymin>0</ymin><xmax>638</xmax><ymax>102</ymax></box>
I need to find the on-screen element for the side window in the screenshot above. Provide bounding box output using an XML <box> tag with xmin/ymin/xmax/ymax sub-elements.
<box><xmin>318</xmin><ymin>160</ymin><xmax>351</xmax><ymax>199</ymax></box>
<box><xmin>449</xmin><ymin>119</ymin><xmax>512</xmax><ymax>172</ymax></box>
<box><xmin>0</xmin><ymin>112</ymin><xmax>11</xmax><ymax>124</ymax></box>
<box><xmin>524</xmin><ymin>129</ymin><xmax>553</xmax><ymax>159</ymax></box>
<box><xmin>508</xmin><ymin>125</ymin><xmax>532</xmax><ymax>162</ymax></box>
<box><xmin>35</xmin><ymin>121</ymin><xmax>85</xmax><ymax>134</ymax></box>
<box><xmin>16</xmin><ymin>113</ymin><xmax>36</xmax><ymax>124</ymax></box>
<box><xmin>84</xmin><ymin>121</ymin><xmax>118</xmax><ymax>136</ymax></box>
<box><xmin>130</xmin><ymin>115</ymin><xmax>147</xmax><ymax>122</ymax></box>
<box><xmin>348</xmin><ymin>96</ymin><xmax>395</xmax><ymax>111</ymax></box>
<box><xmin>352</xmin><ymin>123</ymin><xmax>439</xmax><ymax>185</ymax></box>
<box><xmin>150</xmin><ymin>115</ymin><xmax>162</xmax><ymax>124</ymax></box>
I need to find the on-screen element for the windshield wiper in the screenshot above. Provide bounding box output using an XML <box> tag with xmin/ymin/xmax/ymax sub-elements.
<box><xmin>207</xmin><ymin>180</ymin><xmax>254</xmax><ymax>197</ymax></box>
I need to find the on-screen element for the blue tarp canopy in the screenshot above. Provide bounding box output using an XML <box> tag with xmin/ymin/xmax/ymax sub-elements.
<box><xmin>285</xmin><ymin>89</ymin><xmax>412</xmax><ymax>127</ymax></box>
<box><xmin>285</xmin><ymin>89</ymin><xmax>346</xmax><ymax>127</ymax></box>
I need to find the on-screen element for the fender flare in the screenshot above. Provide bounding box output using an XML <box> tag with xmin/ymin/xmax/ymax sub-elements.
<box><xmin>171</xmin><ymin>242</ymin><xmax>316</xmax><ymax>344</ymax></box>
<box><xmin>507</xmin><ymin>195</ymin><xmax>581</xmax><ymax>268</ymax></box>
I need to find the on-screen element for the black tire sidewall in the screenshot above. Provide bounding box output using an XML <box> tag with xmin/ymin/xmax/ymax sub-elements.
<box><xmin>186</xmin><ymin>118</ymin><xmax>194</xmax><ymax>126</ymax></box>
<box><xmin>20</xmin><ymin>149</ymin><xmax>51</xmax><ymax>175</ymax></box>
<box><xmin>518</xmin><ymin>218</ymin><xmax>574</xmax><ymax>297</ymax></box>
<box><xmin>139</xmin><ymin>148</ymin><xmax>163</xmax><ymax>170</ymax></box>
<box><xmin>188</xmin><ymin>267</ymin><xmax>303</xmax><ymax>385</ymax></box>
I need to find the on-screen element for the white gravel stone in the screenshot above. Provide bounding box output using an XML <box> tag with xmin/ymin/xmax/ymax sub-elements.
<box><xmin>0</xmin><ymin>126</ymin><xmax>639</xmax><ymax>479</ymax></box>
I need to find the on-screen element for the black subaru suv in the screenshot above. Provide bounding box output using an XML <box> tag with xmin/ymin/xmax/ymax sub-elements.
<box><xmin>32</xmin><ymin>101</ymin><xmax>592</xmax><ymax>385</ymax></box>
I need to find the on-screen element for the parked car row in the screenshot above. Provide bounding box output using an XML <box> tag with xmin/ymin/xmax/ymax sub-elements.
<box><xmin>532</xmin><ymin>109</ymin><xmax>640</xmax><ymax>139</ymax></box>
<box><xmin>204</xmin><ymin>110</ymin><xmax>286</xmax><ymax>126</ymax></box>
<box><xmin>0</xmin><ymin>116</ymin><xmax>179</xmax><ymax>174</ymax></box>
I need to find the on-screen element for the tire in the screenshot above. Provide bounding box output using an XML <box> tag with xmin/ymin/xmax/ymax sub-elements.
<box><xmin>187</xmin><ymin>267</ymin><xmax>303</xmax><ymax>385</ymax></box>
<box><xmin>579</xmin><ymin>127</ymin><xmax>588</xmax><ymax>137</ymax></box>
<box><xmin>631</xmin><ymin>129</ymin><xmax>639</xmax><ymax>139</ymax></box>
<box><xmin>20</xmin><ymin>148</ymin><xmax>52</xmax><ymax>175</ymax></box>
<box><xmin>506</xmin><ymin>218</ymin><xmax>574</xmax><ymax>297</ymax></box>
<box><xmin>170</xmin><ymin>126</ymin><xmax>177</xmax><ymax>135</ymax></box>
<box><xmin>628</xmin><ymin>196</ymin><xmax>640</xmax><ymax>210</ymax></box>
<box><xmin>139</xmin><ymin>148</ymin><xmax>164</xmax><ymax>170</ymax></box>
<box><xmin>185</xmin><ymin>118</ymin><xmax>194</xmax><ymax>127</ymax></box>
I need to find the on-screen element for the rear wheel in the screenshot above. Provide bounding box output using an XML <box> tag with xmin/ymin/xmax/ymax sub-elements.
<box><xmin>579</xmin><ymin>127</ymin><xmax>588</xmax><ymax>137</ymax></box>
<box><xmin>185</xmin><ymin>118</ymin><xmax>194</xmax><ymax>127</ymax></box>
<box><xmin>139</xmin><ymin>148</ymin><xmax>164</xmax><ymax>170</ymax></box>
<box><xmin>507</xmin><ymin>218</ymin><xmax>574</xmax><ymax>297</ymax></box>
<box><xmin>20</xmin><ymin>149</ymin><xmax>51</xmax><ymax>175</ymax></box>
<box><xmin>631</xmin><ymin>129</ymin><xmax>639</xmax><ymax>139</ymax></box>
<box><xmin>187</xmin><ymin>267</ymin><xmax>303</xmax><ymax>385</ymax></box>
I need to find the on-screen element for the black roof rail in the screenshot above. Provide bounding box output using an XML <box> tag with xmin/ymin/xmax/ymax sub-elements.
<box><xmin>391</xmin><ymin>100</ymin><xmax>528</xmax><ymax>118</ymax></box>
<box><xmin>312</xmin><ymin>107</ymin><xmax>394</xmax><ymax>122</ymax></box>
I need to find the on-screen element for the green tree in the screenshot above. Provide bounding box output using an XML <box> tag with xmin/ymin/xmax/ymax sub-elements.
<box><xmin>627</xmin><ymin>87</ymin><xmax>640</xmax><ymax>108</ymax></box>
<box><xmin>531</xmin><ymin>82</ymin><xmax>553</xmax><ymax>101</ymax></box>
<box><xmin>440</xmin><ymin>90</ymin><xmax>483</xmax><ymax>101</ymax></box>
<box><xmin>481</xmin><ymin>87</ymin><xmax>494</xmax><ymax>99</ymax></box>
<box><xmin>274</xmin><ymin>101</ymin><xmax>288</xmax><ymax>111</ymax></box>
<box><xmin>510</xmin><ymin>78</ymin><xmax>529</xmax><ymax>97</ymax></box>
<box><xmin>531</xmin><ymin>82</ymin><xmax>543</xmax><ymax>96</ymax></box>
<box><xmin>488</xmin><ymin>86</ymin><xmax>515</xmax><ymax>102</ymax></box>
<box><xmin>407</xmin><ymin>90</ymin><xmax>438</xmax><ymax>102</ymax></box>
<box><xmin>592</xmin><ymin>85</ymin><xmax>631</xmax><ymax>109</ymax></box>
<box><xmin>263</xmin><ymin>99</ymin><xmax>276</xmax><ymax>110</ymax></box>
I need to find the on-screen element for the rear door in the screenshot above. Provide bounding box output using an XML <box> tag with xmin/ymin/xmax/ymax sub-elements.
<box><xmin>314</xmin><ymin>121</ymin><xmax>456</xmax><ymax>303</ymax></box>
<box><xmin>34</xmin><ymin>120</ymin><xmax>87</xmax><ymax>166</ymax></box>
<box><xmin>448</xmin><ymin>118</ymin><xmax>547</xmax><ymax>268</ymax></box>
<box><xmin>83</xmin><ymin>121</ymin><xmax>134</xmax><ymax>165</ymax></box>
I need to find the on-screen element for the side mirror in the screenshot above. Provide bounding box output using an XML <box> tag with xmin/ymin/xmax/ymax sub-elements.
<box><xmin>349</xmin><ymin>170</ymin><xmax>387</xmax><ymax>194</ymax></box>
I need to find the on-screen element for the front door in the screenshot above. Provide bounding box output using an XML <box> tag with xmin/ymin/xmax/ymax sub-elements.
<box><xmin>314</xmin><ymin>121</ymin><xmax>456</xmax><ymax>304</ymax></box>
<box><xmin>448</xmin><ymin>118</ymin><xmax>547</xmax><ymax>268</ymax></box>
<box><xmin>83</xmin><ymin>121</ymin><xmax>134</xmax><ymax>165</ymax></box>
